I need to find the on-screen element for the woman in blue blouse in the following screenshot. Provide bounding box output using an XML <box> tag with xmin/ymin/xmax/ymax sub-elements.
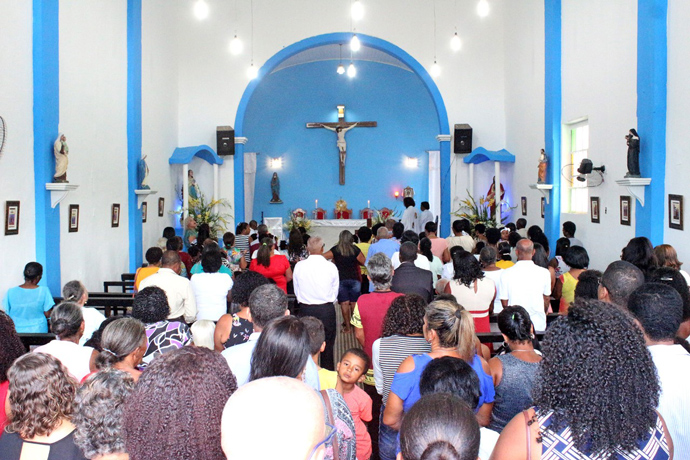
<box><xmin>382</xmin><ymin>299</ymin><xmax>495</xmax><ymax>431</ymax></box>
<box><xmin>2</xmin><ymin>262</ymin><xmax>54</xmax><ymax>333</ymax></box>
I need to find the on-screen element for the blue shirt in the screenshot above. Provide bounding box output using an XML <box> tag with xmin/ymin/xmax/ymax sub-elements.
<box><xmin>365</xmin><ymin>239</ymin><xmax>400</xmax><ymax>264</ymax></box>
<box><xmin>190</xmin><ymin>262</ymin><xmax>233</xmax><ymax>276</ymax></box>
<box><xmin>2</xmin><ymin>285</ymin><xmax>55</xmax><ymax>333</ymax></box>
<box><xmin>222</xmin><ymin>331</ymin><xmax>320</xmax><ymax>390</ymax></box>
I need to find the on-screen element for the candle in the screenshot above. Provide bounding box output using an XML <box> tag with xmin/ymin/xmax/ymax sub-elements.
<box><xmin>315</xmin><ymin>199</ymin><xmax>318</xmax><ymax>208</ymax></box>
<box><xmin>367</xmin><ymin>200</ymin><xmax>370</xmax><ymax>208</ymax></box>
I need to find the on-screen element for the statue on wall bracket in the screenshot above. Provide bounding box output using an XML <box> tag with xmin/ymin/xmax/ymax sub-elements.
<box><xmin>53</xmin><ymin>133</ymin><xmax>69</xmax><ymax>183</ymax></box>
<box><xmin>270</xmin><ymin>172</ymin><xmax>282</xmax><ymax>203</ymax></box>
<box><xmin>625</xmin><ymin>129</ymin><xmax>640</xmax><ymax>178</ymax></box>
<box><xmin>137</xmin><ymin>155</ymin><xmax>150</xmax><ymax>189</ymax></box>
<box><xmin>537</xmin><ymin>149</ymin><xmax>547</xmax><ymax>184</ymax></box>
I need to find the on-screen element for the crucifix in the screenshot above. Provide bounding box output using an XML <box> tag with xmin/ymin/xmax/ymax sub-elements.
<box><xmin>307</xmin><ymin>105</ymin><xmax>377</xmax><ymax>185</ymax></box>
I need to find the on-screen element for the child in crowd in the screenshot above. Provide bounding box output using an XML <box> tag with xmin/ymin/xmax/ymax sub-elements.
<box><xmin>336</xmin><ymin>348</ymin><xmax>373</xmax><ymax>460</ymax></box>
<box><xmin>301</xmin><ymin>316</ymin><xmax>337</xmax><ymax>389</ymax></box>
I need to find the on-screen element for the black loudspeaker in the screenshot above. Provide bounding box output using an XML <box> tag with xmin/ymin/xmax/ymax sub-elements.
<box><xmin>217</xmin><ymin>126</ymin><xmax>235</xmax><ymax>156</ymax></box>
<box><xmin>453</xmin><ymin>124</ymin><xmax>473</xmax><ymax>154</ymax></box>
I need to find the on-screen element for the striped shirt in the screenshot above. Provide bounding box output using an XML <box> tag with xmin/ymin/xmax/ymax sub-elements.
<box><xmin>235</xmin><ymin>234</ymin><xmax>251</xmax><ymax>262</ymax></box>
<box><xmin>372</xmin><ymin>335</ymin><xmax>430</xmax><ymax>404</ymax></box>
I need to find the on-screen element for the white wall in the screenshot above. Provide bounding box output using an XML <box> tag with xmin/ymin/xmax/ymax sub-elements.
<box><xmin>142</xmin><ymin>0</ymin><xmax>182</xmax><ymax>250</ymax></box>
<box><xmin>59</xmin><ymin>0</ymin><xmax>129</xmax><ymax>291</ymax></box>
<box><xmin>175</xmin><ymin>0</ymin><xmax>509</xmax><ymax>229</ymax></box>
<box><xmin>665</xmin><ymin>1</ymin><xmax>690</xmax><ymax>266</ymax></box>
<box><xmin>0</xmin><ymin>1</ymin><xmax>36</xmax><ymax>298</ymax></box>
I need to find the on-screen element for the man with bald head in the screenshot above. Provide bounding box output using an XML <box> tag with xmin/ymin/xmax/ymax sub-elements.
<box><xmin>138</xmin><ymin>250</ymin><xmax>197</xmax><ymax>323</ymax></box>
<box><xmin>598</xmin><ymin>260</ymin><xmax>645</xmax><ymax>308</ymax></box>
<box><xmin>365</xmin><ymin>226</ymin><xmax>400</xmax><ymax>264</ymax></box>
<box><xmin>221</xmin><ymin>376</ymin><xmax>327</xmax><ymax>460</ymax></box>
<box><xmin>498</xmin><ymin>239</ymin><xmax>551</xmax><ymax>331</ymax></box>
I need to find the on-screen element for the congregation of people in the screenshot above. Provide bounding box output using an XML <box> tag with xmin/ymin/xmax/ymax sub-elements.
<box><xmin>1</xmin><ymin>199</ymin><xmax>690</xmax><ymax>460</ymax></box>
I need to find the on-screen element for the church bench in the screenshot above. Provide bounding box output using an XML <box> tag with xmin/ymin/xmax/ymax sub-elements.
<box><xmin>488</xmin><ymin>313</ymin><xmax>561</xmax><ymax>325</ymax></box>
<box><xmin>18</xmin><ymin>333</ymin><xmax>56</xmax><ymax>352</ymax></box>
<box><xmin>104</xmin><ymin>279</ymin><xmax>135</xmax><ymax>293</ymax></box>
<box><xmin>54</xmin><ymin>293</ymin><xmax>134</xmax><ymax>317</ymax></box>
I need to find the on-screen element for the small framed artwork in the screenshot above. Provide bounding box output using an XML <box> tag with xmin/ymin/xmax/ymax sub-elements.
<box><xmin>590</xmin><ymin>197</ymin><xmax>600</xmax><ymax>224</ymax></box>
<box><xmin>521</xmin><ymin>197</ymin><xmax>527</xmax><ymax>216</ymax></box>
<box><xmin>620</xmin><ymin>196</ymin><xmax>631</xmax><ymax>226</ymax></box>
<box><xmin>158</xmin><ymin>197</ymin><xmax>165</xmax><ymax>217</ymax></box>
<box><xmin>540</xmin><ymin>197</ymin><xmax>545</xmax><ymax>218</ymax></box>
<box><xmin>111</xmin><ymin>204</ymin><xmax>120</xmax><ymax>228</ymax></box>
<box><xmin>68</xmin><ymin>204</ymin><xmax>79</xmax><ymax>233</ymax></box>
<box><xmin>142</xmin><ymin>202</ymin><xmax>148</xmax><ymax>223</ymax></box>
<box><xmin>669</xmin><ymin>194</ymin><xmax>684</xmax><ymax>230</ymax></box>
<box><xmin>5</xmin><ymin>201</ymin><xmax>20</xmax><ymax>235</ymax></box>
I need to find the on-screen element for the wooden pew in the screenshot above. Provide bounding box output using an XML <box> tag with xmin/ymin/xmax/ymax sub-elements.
<box><xmin>54</xmin><ymin>293</ymin><xmax>134</xmax><ymax>317</ymax></box>
<box><xmin>18</xmin><ymin>333</ymin><xmax>55</xmax><ymax>352</ymax></box>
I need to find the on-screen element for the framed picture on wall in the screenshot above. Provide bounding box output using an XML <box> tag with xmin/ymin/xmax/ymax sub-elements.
<box><xmin>69</xmin><ymin>205</ymin><xmax>79</xmax><ymax>233</ymax></box>
<box><xmin>620</xmin><ymin>196</ymin><xmax>631</xmax><ymax>226</ymax></box>
<box><xmin>112</xmin><ymin>204</ymin><xmax>120</xmax><ymax>228</ymax></box>
<box><xmin>669</xmin><ymin>194</ymin><xmax>683</xmax><ymax>230</ymax></box>
<box><xmin>521</xmin><ymin>197</ymin><xmax>527</xmax><ymax>216</ymax></box>
<box><xmin>158</xmin><ymin>197</ymin><xmax>165</xmax><ymax>217</ymax></box>
<box><xmin>142</xmin><ymin>202</ymin><xmax>148</xmax><ymax>223</ymax></box>
<box><xmin>590</xmin><ymin>197</ymin><xmax>600</xmax><ymax>224</ymax></box>
<box><xmin>5</xmin><ymin>201</ymin><xmax>20</xmax><ymax>235</ymax></box>
<box><xmin>540</xmin><ymin>197</ymin><xmax>545</xmax><ymax>218</ymax></box>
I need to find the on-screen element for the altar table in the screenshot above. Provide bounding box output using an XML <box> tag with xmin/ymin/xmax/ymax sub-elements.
<box><xmin>310</xmin><ymin>219</ymin><xmax>367</xmax><ymax>250</ymax></box>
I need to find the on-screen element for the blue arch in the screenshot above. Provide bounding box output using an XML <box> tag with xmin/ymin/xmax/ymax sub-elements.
<box><xmin>169</xmin><ymin>145</ymin><xmax>224</xmax><ymax>166</ymax></box>
<box><xmin>233</xmin><ymin>32</ymin><xmax>451</xmax><ymax>234</ymax></box>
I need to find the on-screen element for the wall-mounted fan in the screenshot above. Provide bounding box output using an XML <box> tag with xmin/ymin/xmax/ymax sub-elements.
<box><xmin>561</xmin><ymin>159</ymin><xmax>605</xmax><ymax>187</ymax></box>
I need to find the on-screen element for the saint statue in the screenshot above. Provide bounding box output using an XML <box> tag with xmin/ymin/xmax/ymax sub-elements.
<box><xmin>319</xmin><ymin>123</ymin><xmax>358</xmax><ymax>185</ymax></box>
<box><xmin>137</xmin><ymin>155</ymin><xmax>150</xmax><ymax>189</ymax></box>
<box><xmin>188</xmin><ymin>169</ymin><xmax>199</xmax><ymax>200</ymax></box>
<box><xmin>625</xmin><ymin>129</ymin><xmax>640</xmax><ymax>178</ymax></box>
<box><xmin>270</xmin><ymin>172</ymin><xmax>282</xmax><ymax>203</ymax></box>
<box><xmin>53</xmin><ymin>133</ymin><xmax>69</xmax><ymax>183</ymax></box>
<box><xmin>537</xmin><ymin>149</ymin><xmax>548</xmax><ymax>184</ymax></box>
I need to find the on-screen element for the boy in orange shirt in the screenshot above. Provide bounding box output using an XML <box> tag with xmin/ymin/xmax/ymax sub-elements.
<box><xmin>336</xmin><ymin>348</ymin><xmax>373</xmax><ymax>460</ymax></box>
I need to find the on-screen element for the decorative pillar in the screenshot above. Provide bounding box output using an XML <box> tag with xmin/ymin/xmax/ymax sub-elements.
<box><xmin>127</xmin><ymin>0</ymin><xmax>143</xmax><ymax>272</ymax></box>
<box><xmin>183</xmin><ymin>164</ymin><xmax>189</xmax><ymax>220</ymax></box>
<box><xmin>233</xmin><ymin>137</ymin><xmax>248</xmax><ymax>223</ymax></box>
<box><xmin>636</xmin><ymin>0</ymin><xmax>667</xmax><ymax>245</ymax></box>
<box><xmin>494</xmin><ymin>162</ymin><xmax>501</xmax><ymax>222</ymax></box>
<box><xmin>468</xmin><ymin>163</ymin><xmax>475</xmax><ymax>200</ymax></box>
<box><xmin>544</xmin><ymin>0</ymin><xmax>562</xmax><ymax>256</ymax></box>
<box><xmin>436</xmin><ymin>134</ymin><xmax>452</xmax><ymax>236</ymax></box>
<box><xmin>213</xmin><ymin>163</ymin><xmax>219</xmax><ymax>214</ymax></box>
<box><xmin>33</xmin><ymin>0</ymin><xmax>61</xmax><ymax>294</ymax></box>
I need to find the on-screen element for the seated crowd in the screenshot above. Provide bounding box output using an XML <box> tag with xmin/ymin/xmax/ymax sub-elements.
<box><xmin>0</xmin><ymin>215</ymin><xmax>689</xmax><ymax>460</ymax></box>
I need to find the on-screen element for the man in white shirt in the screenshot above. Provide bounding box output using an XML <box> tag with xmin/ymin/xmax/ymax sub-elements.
<box><xmin>293</xmin><ymin>236</ymin><xmax>339</xmax><ymax>370</ymax></box>
<box><xmin>563</xmin><ymin>221</ymin><xmax>584</xmax><ymax>248</ymax></box>
<box><xmin>446</xmin><ymin>219</ymin><xmax>475</xmax><ymax>253</ymax></box>
<box><xmin>627</xmin><ymin>283</ymin><xmax>690</xmax><ymax>455</ymax></box>
<box><xmin>516</xmin><ymin>218</ymin><xmax>528</xmax><ymax>238</ymax></box>
<box><xmin>499</xmin><ymin>239</ymin><xmax>551</xmax><ymax>331</ymax></box>
<box><xmin>391</xmin><ymin>230</ymin><xmax>431</xmax><ymax>270</ymax></box>
<box><xmin>418</xmin><ymin>201</ymin><xmax>434</xmax><ymax>230</ymax></box>
<box><xmin>138</xmin><ymin>250</ymin><xmax>197</xmax><ymax>323</ymax></box>
<box><xmin>400</xmin><ymin>197</ymin><xmax>420</xmax><ymax>232</ymax></box>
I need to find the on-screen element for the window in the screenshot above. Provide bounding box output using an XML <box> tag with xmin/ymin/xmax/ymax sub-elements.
<box><xmin>562</xmin><ymin>120</ymin><xmax>589</xmax><ymax>214</ymax></box>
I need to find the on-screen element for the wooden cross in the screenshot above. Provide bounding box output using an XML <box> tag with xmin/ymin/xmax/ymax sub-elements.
<box><xmin>307</xmin><ymin>105</ymin><xmax>377</xmax><ymax>185</ymax></box>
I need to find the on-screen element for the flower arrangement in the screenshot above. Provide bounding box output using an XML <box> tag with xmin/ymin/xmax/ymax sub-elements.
<box><xmin>284</xmin><ymin>211</ymin><xmax>313</xmax><ymax>233</ymax></box>
<box><xmin>453</xmin><ymin>192</ymin><xmax>498</xmax><ymax>228</ymax></box>
<box><xmin>174</xmin><ymin>193</ymin><xmax>232</xmax><ymax>235</ymax></box>
<box><xmin>371</xmin><ymin>207</ymin><xmax>401</xmax><ymax>225</ymax></box>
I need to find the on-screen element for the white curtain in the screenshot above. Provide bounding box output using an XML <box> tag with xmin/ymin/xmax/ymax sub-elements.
<box><xmin>244</xmin><ymin>152</ymin><xmax>257</xmax><ymax>222</ymax></box>
<box><xmin>428</xmin><ymin>150</ymin><xmax>441</xmax><ymax>224</ymax></box>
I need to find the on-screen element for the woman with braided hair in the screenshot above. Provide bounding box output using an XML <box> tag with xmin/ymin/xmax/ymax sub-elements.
<box><xmin>491</xmin><ymin>298</ymin><xmax>673</xmax><ymax>459</ymax></box>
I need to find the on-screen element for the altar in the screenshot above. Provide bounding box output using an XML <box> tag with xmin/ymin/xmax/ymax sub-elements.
<box><xmin>310</xmin><ymin>219</ymin><xmax>367</xmax><ymax>249</ymax></box>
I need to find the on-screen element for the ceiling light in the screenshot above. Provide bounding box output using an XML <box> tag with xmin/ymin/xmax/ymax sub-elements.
<box><xmin>350</xmin><ymin>34</ymin><xmax>361</xmax><ymax>52</ymax></box>
<box><xmin>193</xmin><ymin>0</ymin><xmax>209</xmax><ymax>20</ymax></box>
<box><xmin>247</xmin><ymin>63</ymin><xmax>258</xmax><ymax>80</ymax></box>
<box><xmin>347</xmin><ymin>63</ymin><xmax>357</xmax><ymax>78</ymax></box>
<box><xmin>351</xmin><ymin>1</ymin><xmax>364</xmax><ymax>21</ymax></box>
<box><xmin>477</xmin><ymin>0</ymin><xmax>490</xmax><ymax>18</ymax></box>
<box><xmin>430</xmin><ymin>61</ymin><xmax>441</xmax><ymax>78</ymax></box>
<box><xmin>229</xmin><ymin>35</ymin><xmax>243</xmax><ymax>55</ymax></box>
<box><xmin>337</xmin><ymin>64</ymin><xmax>345</xmax><ymax>75</ymax></box>
<box><xmin>450</xmin><ymin>32</ymin><xmax>462</xmax><ymax>51</ymax></box>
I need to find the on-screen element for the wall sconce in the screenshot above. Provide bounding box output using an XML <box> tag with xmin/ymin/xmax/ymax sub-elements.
<box><xmin>394</xmin><ymin>190</ymin><xmax>400</xmax><ymax>199</ymax></box>
<box><xmin>337</xmin><ymin>105</ymin><xmax>345</xmax><ymax>119</ymax></box>
<box><xmin>405</xmin><ymin>157</ymin><xmax>419</xmax><ymax>168</ymax></box>
<box><xmin>270</xmin><ymin>157</ymin><xmax>283</xmax><ymax>169</ymax></box>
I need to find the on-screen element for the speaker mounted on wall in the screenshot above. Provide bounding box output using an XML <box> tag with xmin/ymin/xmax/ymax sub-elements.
<box><xmin>217</xmin><ymin>126</ymin><xmax>235</xmax><ymax>156</ymax></box>
<box><xmin>453</xmin><ymin>124</ymin><xmax>473</xmax><ymax>154</ymax></box>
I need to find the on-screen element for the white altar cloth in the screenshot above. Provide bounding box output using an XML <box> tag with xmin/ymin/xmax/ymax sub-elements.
<box><xmin>310</xmin><ymin>219</ymin><xmax>367</xmax><ymax>249</ymax></box>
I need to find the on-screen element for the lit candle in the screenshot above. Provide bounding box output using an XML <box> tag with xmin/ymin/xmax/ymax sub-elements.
<box><xmin>315</xmin><ymin>199</ymin><xmax>318</xmax><ymax>208</ymax></box>
<box><xmin>367</xmin><ymin>200</ymin><xmax>370</xmax><ymax>208</ymax></box>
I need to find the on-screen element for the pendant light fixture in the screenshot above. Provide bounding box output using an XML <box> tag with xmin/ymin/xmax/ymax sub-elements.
<box><xmin>350</xmin><ymin>34</ymin><xmax>361</xmax><ymax>52</ymax></box>
<box><xmin>477</xmin><ymin>0</ymin><xmax>490</xmax><ymax>18</ymax></box>
<box><xmin>430</xmin><ymin>0</ymin><xmax>440</xmax><ymax>78</ymax></box>
<box><xmin>229</xmin><ymin>0</ymin><xmax>243</xmax><ymax>55</ymax></box>
<box><xmin>337</xmin><ymin>44</ymin><xmax>346</xmax><ymax>74</ymax></box>
<box><xmin>351</xmin><ymin>0</ymin><xmax>364</xmax><ymax>21</ymax></box>
<box><xmin>193</xmin><ymin>0</ymin><xmax>209</xmax><ymax>20</ymax></box>
<box><xmin>247</xmin><ymin>0</ymin><xmax>257</xmax><ymax>80</ymax></box>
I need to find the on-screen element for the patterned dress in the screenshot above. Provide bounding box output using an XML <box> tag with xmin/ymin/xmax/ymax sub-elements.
<box><xmin>142</xmin><ymin>320</ymin><xmax>193</xmax><ymax>368</ymax></box>
<box><xmin>222</xmin><ymin>314</ymin><xmax>254</xmax><ymax>348</ymax></box>
<box><xmin>538</xmin><ymin>410</ymin><xmax>671</xmax><ymax>460</ymax></box>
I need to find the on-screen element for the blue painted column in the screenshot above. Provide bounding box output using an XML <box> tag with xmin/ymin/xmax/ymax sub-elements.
<box><xmin>127</xmin><ymin>0</ymin><xmax>143</xmax><ymax>271</ymax></box>
<box><xmin>439</xmin><ymin>138</ymin><xmax>451</xmax><ymax>237</ymax></box>
<box><xmin>33</xmin><ymin>0</ymin><xmax>61</xmax><ymax>294</ymax></box>
<box><xmin>234</xmin><ymin>144</ymin><xmax>245</xmax><ymax>223</ymax></box>
<box><xmin>544</xmin><ymin>0</ymin><xmax>562</xmax><ymax>256</ymax></box>
<box><xmin>636</xmin><ymin>0</ymin><xmax>667</xmax><ymax>245</ymax></box>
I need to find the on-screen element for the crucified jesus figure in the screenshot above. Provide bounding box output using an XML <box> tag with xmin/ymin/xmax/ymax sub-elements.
<box><xmin>319</xmin><ymin>123</ymin><xmax>357</xmax><ymax>185</ymax></box>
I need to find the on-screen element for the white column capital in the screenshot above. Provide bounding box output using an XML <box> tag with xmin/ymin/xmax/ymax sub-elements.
<box><xmin>235</xmin><ymin>137</ymin><xmax>248</xmax><ymax>145</ymax></box>
<box><xmin>436</xmin><ymin>134</ymin><xmax>452</xmax><ymax>142</ymax></box>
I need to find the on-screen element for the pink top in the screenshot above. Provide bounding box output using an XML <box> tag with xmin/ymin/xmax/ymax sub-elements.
<box><xmin>249</xmin><ymin>255</ymin><xmax>290</xmax><ymax>293</ymax></box>
<box><xmin>429</xmin><ymin>237</ymin><xmax>448</xmax><ymax>260</ymax></box>
<box><xmin>342</xmin><ymin>385</ymin><xmax>373</xmax><ymax>460</ymax></box>
<box><xmin>0</xmin><ymin>380</ymin><xmax>8</xmax><ymax>437</ymax></box>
